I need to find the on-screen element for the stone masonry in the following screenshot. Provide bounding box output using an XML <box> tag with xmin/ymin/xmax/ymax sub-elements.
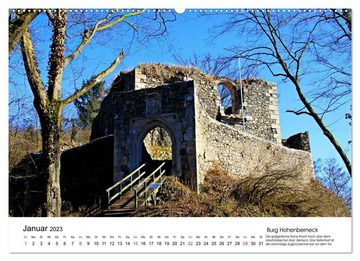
<box><xmin>91</xmin><ymin>63</ymin><xmax>315</xmax><ymax>192</ymax></box>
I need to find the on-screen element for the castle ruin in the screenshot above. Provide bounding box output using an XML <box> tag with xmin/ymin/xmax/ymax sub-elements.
<box><xmin>9</xmin><ymin>63</ymin><xmax>316</xmax><ymax>216</ymax></box>
<box><xmin>91</xmin><ymin>64</ymin><xmax>314</xmax><ymax>192</ymax></box>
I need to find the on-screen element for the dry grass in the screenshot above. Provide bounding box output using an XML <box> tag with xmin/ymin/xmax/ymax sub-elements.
<box><xmin>61</xmin><ymin>128</ymin><xmax>92</xmax><ymax>148</ymax></box>
<box><xmin>145</xmin><ymin>146</ymin><xmax>172</xmax><ymax>160</ymax></box>
<box><xmin>9</xmin><ymin>128</ymin><xmax>41</xmax><ymax>172</ymax></box>
<box><xmin>132</xmin><ymin>167</ymin><xmax>350</xmax><ymax>217</ymax></box>
<box><xmin>138</xmin><ymin>63</ymin><xmax>208</xmax><ymax>81</ymax></box>
<box><xmin>9</xmin><ymin>127</ymin><xmax>91</xmax><ymax>172</ymax></box>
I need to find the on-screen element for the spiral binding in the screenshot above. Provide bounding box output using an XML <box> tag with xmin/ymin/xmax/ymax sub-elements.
<box><xmin>11</xmin><ymin>8</ymin><xmax>351</xmax><ymax>14</ymax></box>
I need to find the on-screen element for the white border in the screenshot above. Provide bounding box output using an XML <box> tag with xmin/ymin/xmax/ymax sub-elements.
<box><xmin>1</xmin><ymin>0</ymin><xmax>358</xmax><ymax>260</ymax></box>
<box><xmin>4</xmin><ymin>0</ymin><xmax>358</xmax><ymax>9</ymax></box>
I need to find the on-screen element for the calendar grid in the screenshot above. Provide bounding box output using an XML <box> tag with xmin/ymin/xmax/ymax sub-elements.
<box><xmin>9</xmin><ymin>217</ymin><xmax>352</xmax><ymax>253</ymax></box>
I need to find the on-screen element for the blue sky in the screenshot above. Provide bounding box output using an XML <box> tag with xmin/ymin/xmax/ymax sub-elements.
<box><xmin>8</xmin><ymin>9</ymin><xmax>352</xmax><ymax>171</ymax></box>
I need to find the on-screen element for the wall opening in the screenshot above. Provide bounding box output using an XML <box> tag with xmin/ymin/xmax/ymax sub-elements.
<box><xmin>217</xmin><ymin>84</ymin><xmax>233</xmax><ymax>114</ymax></box>
<box><xmin>141</xmin><ymin>126</ymin><xmax>173</xmax><ymax>174</ymax></box>
<box><xmin>217</xmin><ymin>81</ymin><xmax>240</xmax><ymax>115</ymax></box>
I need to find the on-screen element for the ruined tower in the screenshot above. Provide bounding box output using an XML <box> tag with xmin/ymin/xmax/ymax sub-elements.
<box><xmin>91</xmin><ymin>64</ymin><xmax>314</xmax><ymax>192</ymax></box>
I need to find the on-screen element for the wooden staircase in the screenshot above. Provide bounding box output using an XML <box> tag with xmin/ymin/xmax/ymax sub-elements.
<box><xmin>101</xmin><ymin>162</ymin><xmax>166</xmax><ymax>217</ymax></box>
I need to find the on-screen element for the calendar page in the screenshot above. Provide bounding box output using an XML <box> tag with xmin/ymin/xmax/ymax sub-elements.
<box><xmin>4</xmin><ymin>0</ymin><xmax>355</xmax><ymax>256</ymax></box>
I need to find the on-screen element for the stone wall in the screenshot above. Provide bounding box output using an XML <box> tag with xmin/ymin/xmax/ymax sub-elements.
<box><xmin>61</xmin><ymin>135</ymin><xmax>114</xmax><ymax>208</ymax></box>
<box><xmin>9</xmin><ymin>136</ymin><xmax>114</xmax><ymax>216</ymax></box>
<box><xmin>197</xmin><ymin>76</ymin><xmax>282</xmax><ymax>144</ymax></box>
<box><xmin>195</xmin><ymin>112</ymin><xmax>314</xmax><ymax>186</ymax></box>
<box><xmin>91</xmin><ymin>64</ymin><xmax>215</xmax><ymax>141</ymax></box>
<box><xmin>282</xmin><ymin>131</ymin><xmax>311</xmax><ymax>152</ymax></box>
<box><xmin>194</xmin><ymin>81</ymin><xmax>314</xmax><ymax>187</ymax></box>
<box><xmin>93</xmin><ymin>65</ymin><xmax>282</xmax><ymax>144</ymax></box>
<box><xmin>132</xmin><ymin>64</ymin><xmax>211</xmax><ymax>90</ymax></box>
<box><xmin>91</xmin><ymin>93</ymin><xmax>115</xmax><ymax>140</ymax></box>
<box><xmin>112</xmin><ymin>80</ymin><xmax>198</xmax><ymax>191</ymax></box>
<box><xmin>112</xmin><ymin>64</ymin><xmax>213</xmax><ymax>91</ymax></box>
<box><xmin>242</xmin><ymin>78</ymin><xmax>282</xmax><ymax>144</ymax></box>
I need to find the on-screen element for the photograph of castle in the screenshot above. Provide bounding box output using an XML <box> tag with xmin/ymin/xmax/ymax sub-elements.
<box><xmin>9</xmin><ymin>8</ymin><xmax>352</xmax><ymax>217</ymax></box>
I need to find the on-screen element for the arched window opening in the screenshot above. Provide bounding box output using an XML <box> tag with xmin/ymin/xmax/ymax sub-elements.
<box><xmin>217</xmin><ymin>81</ymin><xmax>241</xmax><ymax>115</ymax></box>
<box><xmin>217</xmin><ymin>84</ymin><xmax>233</xmax><ymax>114</ymax></box>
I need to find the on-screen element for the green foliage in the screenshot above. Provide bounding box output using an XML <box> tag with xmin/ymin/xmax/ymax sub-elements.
<box><xmin>74</xmin><ymin>77</ymin><xmax>106</xmax><ymax>129</ymax></box>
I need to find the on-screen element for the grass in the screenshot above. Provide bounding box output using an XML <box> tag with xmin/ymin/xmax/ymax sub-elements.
<box><xmin>132</xmin><ymin>167</ymin><xmax>350</xmax><ymax>217</ymax></box>
<box><xmin>146</xmin><ymin>145</ymin><xmax>172</xmax><ymax>160</ymax></box>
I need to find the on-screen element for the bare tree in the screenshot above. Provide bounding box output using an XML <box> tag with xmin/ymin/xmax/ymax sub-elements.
<box><xmin>210</xmin><ymin>9</ymin><xmax>352</xmax><ymax>174</ymax></box>
<box><xmin>17</xmin><ymin>9</ymin><xmax>145</xmax><ymax>216</ymax></box>
<box><xmin>315</xmin><ymin>158</ymin><xmax>351</xmax><ymax>210</ymax></box>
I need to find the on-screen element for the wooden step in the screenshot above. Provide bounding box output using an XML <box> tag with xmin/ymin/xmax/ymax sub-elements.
<box><xmin>102</xmin><ymin>164</ymin><xmax>166</xmax><ymax>217</ymax></box>
<box><xmin>102</xmin><ymin>207</ymin><xmax>135</xmax><ymax>217</ymax></box>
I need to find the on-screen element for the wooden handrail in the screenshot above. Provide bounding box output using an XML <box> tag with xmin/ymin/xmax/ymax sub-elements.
<box><xmin>108</xmin><ymin>171</ymin><xmax>146</xmax><ymax>203</ymax></box>
<box><xmin>106</xmin><ymin>163</ymin><xmax>146</xmax><ymax>206</ymax></box>
<box><xmin>133</xmin><ymin>162</ymin><xmax>166</xmax><ymax>208</ymax></box>
<box><xmin>106</xmin><ymin>163</ymin><xmax>145</xmax><ymax>193</ymax></box>
<box><xmin>137</xmin><ymin>162</ymin><xmax>165</xmax><ymax>190</ymax></box>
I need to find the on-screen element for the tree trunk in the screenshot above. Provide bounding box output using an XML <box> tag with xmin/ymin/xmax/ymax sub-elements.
<box><xmin>18</xmin><ymin>9</ymin><xmax>135</xmax><ymax>217</ymax></box>
<box><xmin>39</xmin><ymin>105</ymin><xmax>62</xmax><ymax>217</ymax></box>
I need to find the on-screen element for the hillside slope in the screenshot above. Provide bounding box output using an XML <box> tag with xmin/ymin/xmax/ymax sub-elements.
<box><xmin>133</xmin><ymin>167</ymin><xmax>350</xmax><ymax>217</ymax></box>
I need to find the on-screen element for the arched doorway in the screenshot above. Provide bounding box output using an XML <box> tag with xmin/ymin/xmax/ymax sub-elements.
<box><xmin>141</xmin><ymin>126</ymin><xmax>173</xmax><ymax>174</ymax></box>
<box><xmin>131</xmin><ymin>120</ymin><xmax>181</xmax><ymax>177</ymax></box>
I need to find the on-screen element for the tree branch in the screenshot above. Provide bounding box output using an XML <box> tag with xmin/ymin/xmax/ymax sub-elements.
<box><xmin>64</xmin><ymin>10</ymin><xmax>144</xmax><ymax>66</ymax></box>
<box><xmin>9</xmin><ymin>10</ymin><xmax>38</xmax><ymax>54</ymax></box>
<box><xmin>332</xmin><ymin>9</ymin><xmax>351</xmax><ymax>40</ymax></box>
<box><xmin>290</xmin><ymin>76</ymin><xmax>352</xmax><ymax>175</ymax></box>
<box><xmin>62</xmin><ymin>51</ymin><xmax>125</xmax><ymax>106</ymax></box>
<box><xmin>20</xmin><ymin>28</ymin><xmax>48</xmax><ymax>110</ymax></box>
<box><xmin>46</xmin><ymin>9</ymin><xmax>55</xmax><ymax>23</ymax></box>
<box><xmin>248</xmin><ymin>10</ymin><xmax>352</xmax><ymax>174</ymax></box>
<box><xmin>286</xmin><ymin>109</ymin><xmax>311</xmax><ymax>116</ymax></box>
<box><xmin>122</xmin><ymin>19</ymin><xmax>138</xmax><ymax>32</ymax></box>
<box><xmin>97</xmin><ymin>10</ymin><xmax>144</xmax><ymax>31</ymax></box>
